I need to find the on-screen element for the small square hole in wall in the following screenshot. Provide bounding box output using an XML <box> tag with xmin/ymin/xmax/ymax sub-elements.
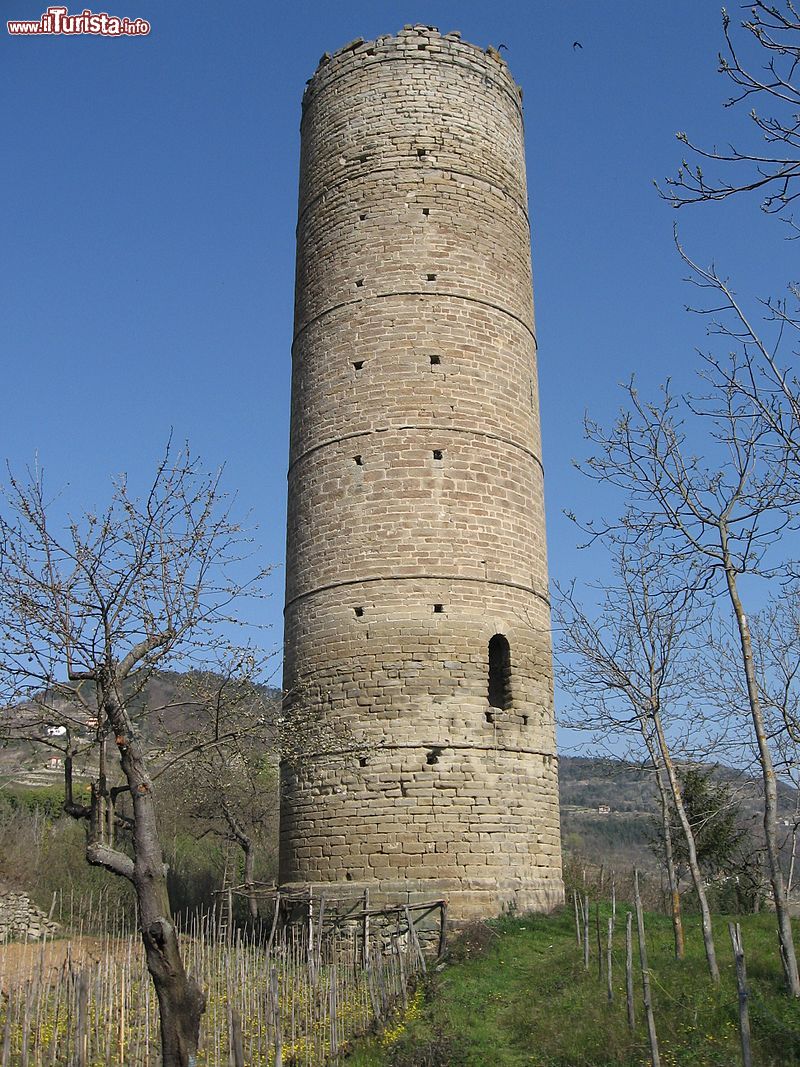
<box><xmin>354</xmin><ymin>606</ymin><xmax>364</xmax><ymax>617</ymax></box>
<box><xmin>417</xmin><ymin>148</ymin><xmax>427</xmax><ymax>158</ymax></box>
<box><xmin>422</xmin><ymin>207</ymin><xmax>430</xmax><ymax>216</ymax></box>
<box><xmin>429</xmin><ymin>354</ymin><xmax>441</xmax><ymax>366</ymax></box>
<box><xmin>432</xmin><ymin>449</ymin><xmax>443</xmax><ymax>461</ymax></box>
<box><xmin>485</xmin><ymin>710</ymin><xmax>495</xmax><ymax>724</ymax></box>
<box><xmin>521</xmin><ymin>714</ymin><xmax>529</xmax><ymax>726</ymax></box>
<box><xmin>355</xmin><ymin>278</ymin><xmax>364</xmax><ymax>288</ymax></box>
<box><xmin>359</xmin><ymin>756</ymin><xmax>368</xmax><ymax>767</ymax></box>
<box><xmin>433</xmin><ymin>603</ymin><xmax>444</xmax><ymax>613</ymax></box>
<box><xmin>359</xmin><ymin>212</ymin><xmax>367</xmax><ymax>221</ymax></box>
<box><xmin>354</xmin><ymin>455</ymin><xmax>363</xmax><ymax>466</ymax></box>
<box><xmin>353</xmin><ymin>360</ymin><xmax>364</xmax><ymax>371</ymax></box>
<box><xmin>427</xmin><ymin>273</ymin><xmax>436</xmax><ymax>282</ymax></box>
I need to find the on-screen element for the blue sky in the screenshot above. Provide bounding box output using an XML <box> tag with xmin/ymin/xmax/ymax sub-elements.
<box><xmin>2</xmin><ymin>2</ymin><xmax>794</xmax><ymax>739</ymax></box>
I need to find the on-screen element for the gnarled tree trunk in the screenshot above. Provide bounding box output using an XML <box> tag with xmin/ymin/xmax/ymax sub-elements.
<box><xmin>90</xmin><ymin>685</ymin><xmax>207</xmax><ymax>1066</ymax></box>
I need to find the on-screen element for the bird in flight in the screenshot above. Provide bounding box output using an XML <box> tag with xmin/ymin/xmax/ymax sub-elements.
<box><xmin>573</xmin><ymin>40</ymin><xmax>583</xmax><ymax>50</ymax></box>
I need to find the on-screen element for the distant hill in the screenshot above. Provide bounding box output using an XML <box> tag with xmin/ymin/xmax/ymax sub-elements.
<box><xmin>558</xmin><ymin>755</ymin><xmax>798</xmax><ymax>872</ymax></box>
<box><xmin>0</xmin><ymin>672</ymin><xmax>281</xmax><ymax>789</ymax></box>
<box><xmin>2</xmin><ymin>682</ymin><xmax>796</xmax><ymax>878</ymax></box>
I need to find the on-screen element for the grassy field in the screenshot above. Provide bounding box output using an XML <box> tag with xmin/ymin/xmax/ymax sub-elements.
<box><xmin>345</xmin><ymin>904</ymin><xmax>800</xmax><ymax>1067</ymax></box>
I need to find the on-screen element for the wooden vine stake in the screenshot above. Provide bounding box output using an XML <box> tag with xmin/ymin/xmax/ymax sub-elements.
<box><xmin>634</xmin><ymin>871</ymin><xmax>660</xmax><ymax>1067</ymax></box>
<box><xmin>230</xmin><ymin>1007</ymin><xmax>245</xmax><ymax>1067</ymax></box>
<box><xmin>583</xmin><ymin>894</ymin><xmax>590</xmax><ymax>971</ymax></box>
<box><xmin>625</xmin><ymin>911</ymin><xmax>635</xmax><ymax>1030</ymax></box>
<box><xmin>573</xmin><ymin>891</ymin><xmax>582</xmax><ymax>947</ymax></box>
<box><xmin>729</xmin><ymin>922</ymin><xmax>753</xmax><ymax>1067</ymax></box>
<box><xmin>606</xmin><ymin>917</ymin><xmax>614</xmax><ymax>1002</ymax></box>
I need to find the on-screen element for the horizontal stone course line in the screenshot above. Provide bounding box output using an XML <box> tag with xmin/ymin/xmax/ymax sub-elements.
<box><xmin>288</xmin><ymin>424</ymin><xmax>545</xmax><ymax>478</ymax></box>
<box><xmin>292</xmin><ymin>289</ymin><xmax>536</xmax><ymax>348</ymax></box>
<box><xmin>284</xmin><ymin>573</ymin><xmax>550</xmax><ymax>612</ymax></box>
<box><xmin>297</xmin><ymin>163</ymin><xmax>530</xmax><ymax>231</ymax></box>
<box><xmin>282</xmin><ymin>743</ymin><xmax>559</xmax><ymax>761</ymax></box>
<box><xmin>303</xmin><ymin>51</ymin><xmax>523</xmax><ymax>119</ymax></box>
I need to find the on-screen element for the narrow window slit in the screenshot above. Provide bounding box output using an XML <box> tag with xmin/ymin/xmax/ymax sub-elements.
<box><xmin>488</xmin><ymin>634</ymin><xmax>512</xmax><ymax>711</ymax></box>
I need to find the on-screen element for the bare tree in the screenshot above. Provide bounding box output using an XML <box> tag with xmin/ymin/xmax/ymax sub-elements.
<box><xmin>578</xmin><ymin>375</ymin><xmax>800</xmax><ymax>995</ymax></box>
<box><xmin>701</xmin><ymin>589</ymin><xmax>800</xmax><ymax>883</ymax></box>
<box><xmin>664</xmin><ymin>2</ymin><xmax>800</xmax><ymax>226</ymax></box>
<box><xmin>555</xmin><ymin>539</ymin><xmax>719</xmax><ymax>977</ymax></box>
<box><xmin>0</xmin><ymin>444</ymin><xmax>272</xmax><ymax>1065</ymax></box>
<box><xmin>172</xmin><ymin>683</ymin><xmax>280</xmax><ymax>922</ymax></box>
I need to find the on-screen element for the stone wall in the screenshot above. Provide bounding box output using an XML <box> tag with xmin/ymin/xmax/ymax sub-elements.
<box><xmin>281</xmin><ymin>24</ymin><xmax>564</xmax><ymax>920</ymax></box>
<box><xmin>0</xmin><ymin>887</ymin><xmax>59</xmax><ymax>941</ymax></box>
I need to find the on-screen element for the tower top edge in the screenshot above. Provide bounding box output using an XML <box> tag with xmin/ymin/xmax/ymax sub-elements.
<box><xmin>303</xmin><ymin>26</ymin><xmax>523</xmax><ymax>107</ymax></box>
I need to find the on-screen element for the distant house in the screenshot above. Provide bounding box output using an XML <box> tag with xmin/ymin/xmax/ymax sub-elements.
<box><xmin>45</xmin><ymin>725</ymin><xmax>67</xmax><ymax>737</ymax></box>
<box><xmin>83</xmin><ymin>717</ymin><xmax>99</xmax><ymax>730</ymax></box>
<box><xmin>47</xmin><ymin>756</ymin><xmax>63</xmax><ymax>770</ymax></box>
<box><xmin>598</xmin><ymin>804</ymin><xmax>611</xmax><ymax>815</ymax></box>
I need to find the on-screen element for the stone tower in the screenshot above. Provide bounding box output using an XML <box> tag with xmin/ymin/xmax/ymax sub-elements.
<box><xmin>281</xmin><ymin>25</ymin><xmax>563</xmax><ymax>920</ymax></box>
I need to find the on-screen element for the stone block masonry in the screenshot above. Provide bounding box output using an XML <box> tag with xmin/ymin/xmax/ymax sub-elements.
<box><xmin>280</xmin><ymin>24</ymin><xmax>564</xmax><ymax>920</ymax></box>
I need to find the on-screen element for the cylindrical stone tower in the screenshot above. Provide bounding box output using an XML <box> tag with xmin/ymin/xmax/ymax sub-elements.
<box><xmin>281</xmin><ymin>25</ymin><xmax>563</xmax><ymax>920</ymax></box>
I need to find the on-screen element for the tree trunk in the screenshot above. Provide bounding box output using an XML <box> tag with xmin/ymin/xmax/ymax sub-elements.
<box><xmin>721</xmin><ymin>547</ymin><xmax>800</xmax><ymax>997</ymax></box>
<box><xmin>651</xmin><ymin>750</ymin><xmax>684</xmax><ymax>959</ymax></box>
<box><xmin>106</xmin><ymin>690</ymin><xmax>207</xmax><ymax>1065</ymax></box>
<box><xmin>650</xmin><ymin>710</ymin><xmax>719</xmax><ymax>983</ymax></box>
<box><xmin>222</xmin><ymin>796</ymin><xmax>258</xmax><ymax>921</ymax></box>
<box><xmin>243</xmin><ymin>843</ymin><xmax>258</xmax><ymax>922</ymax></box>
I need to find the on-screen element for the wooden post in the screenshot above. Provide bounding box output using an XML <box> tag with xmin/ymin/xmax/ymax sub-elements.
<box><xmin>596</xmin><ymin>903</ymin><xmax>603</xmax><ymax>979</ymax></box>
<box><xmin>119</xmin><ymin>969</ymin><xmax>126</xmax><ymax>1066</ymax></box>
<box><xmin>1</xmin><ymin>987</ymin><xmax>12</xmax><ymax>1067</ymax></box>
<box><xmin>76</xmin><ymin>971</ymin><xmax>89</xmax><ymax>1067</ymax></box>
<box><xmin>607</xmin><ymin>917</ymin><xmax>614</xmax><ymax>1002</ymax></box>
<box><xmin>611</xmin><ymin>879</ymin><xmax>616</xmax><ymax>926</ymax></box>
<box><xmin>230</xmin><ymin>1007</ymin><xmax>245</xmax><ymax>1067</ymax></box>
<box><xmin>729</xmin><ymin>922</ymin><xmax>753</xmax><ymax>1067</ymax></box>
<box><xmin>266</xmin><ymin>892</ymin><xmax>281</xmax><ymax>956</ymax></box>
<box><xmin>270</xmin><ymin>967</ymin><xmax>282</xmax><ymax>1067</ymax></box>
<box><xmin>363</xmin><ymin>888</ymin><xmax>371</xmax><ymax>967</ymax></box>
<box><xmin>634</xmin><ymin>871</ymin><xmax>660</xmax><ymax>1067</ymax></box>
<box><xmin>583</xmin><ymin>894</ymin><xmax>590</xmax><ymax>971</ymax></box>
<box><xmin>405</xmin><ymin>904</ymin><xmax>427</xmax><ymax>975</ymax></box>
<box><xmin>573</xmin><ymin>890</ymin><xmax>581</xmax><ymax>946</ymax></box>
<box><xmin>626</xmin><ymin>911</ymin><xmax>635</xmax><ymax>1029</ymax></box>
<box><xmin>437</xmin><ymin>900</ymin><xmax>448</xmax><ymax>960</ymax></box>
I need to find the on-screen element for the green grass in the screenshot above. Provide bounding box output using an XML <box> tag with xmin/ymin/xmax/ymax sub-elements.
<box><xmin>345</xmin><ymin>906</ymin><xmax>800</xmax><ymax>1067</ymax></box>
